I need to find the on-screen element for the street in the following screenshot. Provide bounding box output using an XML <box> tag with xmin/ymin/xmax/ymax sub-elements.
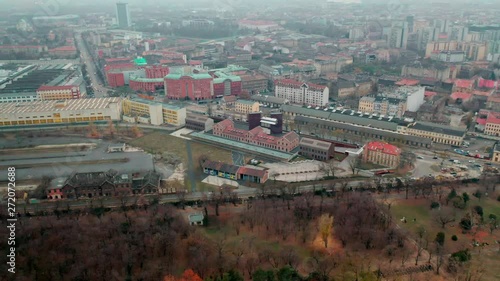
<box><xmin>74</xmin><ymin>32</ymin><xmax>109</xmax><ymax>97</ymax></box>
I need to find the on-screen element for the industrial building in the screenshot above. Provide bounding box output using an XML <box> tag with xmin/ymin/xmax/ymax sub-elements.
<box><xmin>282</xmin><ymin>105</ymin><xmax>464</xmax><ymax>147</ymax></box>
<box><xmin>0</xmin><ymin>98</ymin><xmax>122</xmax><ymax>126</ymax></box>
<box><xmin>1</xmin><ymin>64</ymin><xmax>84</xmax><ymax>103</ymax></box>
<box><xmin>185</xmin><ymin>113</ymin><xmax>214</xmax><ymax>132</ymax></box>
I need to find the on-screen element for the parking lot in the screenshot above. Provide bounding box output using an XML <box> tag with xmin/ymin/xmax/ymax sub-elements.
<box><xmin>412</xmin><ymin>153</ymin><xmax>483</xmax><ymax>179</ymax></box>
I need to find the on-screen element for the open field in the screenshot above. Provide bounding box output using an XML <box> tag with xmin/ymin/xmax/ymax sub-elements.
<box><xmin>389</xmin><ymin>191</ymin><xmax>500</xmax><ymax>280</ymax></box>
<box><xmin>128</xmin><ymin>131</ymin><xmax>233</xmax><ymax>169</ymax></box>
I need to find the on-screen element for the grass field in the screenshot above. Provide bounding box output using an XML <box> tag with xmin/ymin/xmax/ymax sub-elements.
<box><xmin>390</xmin><ymin>194</ymin><xmax>500</xmax><ymax>280</ymax></box>
<box><xmin>128</xmin><ymin>131</ymin><xmax>233</xmax><ymax>169</ymax></box>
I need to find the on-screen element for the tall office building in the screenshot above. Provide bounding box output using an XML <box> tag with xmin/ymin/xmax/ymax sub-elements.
<box><xmin>406</xmin><ymin>15</ymin><xmax>414</xmax><ymax>33</ymax></box>
<box><xmin>116</xmin><ymin>2</ymin><xmax>131</xmax><ymax>29</ymax></box>
<box><xmin>389</xmin><ymin>22</ymin><xmax>409</xmax><ymax>49</ymax></box>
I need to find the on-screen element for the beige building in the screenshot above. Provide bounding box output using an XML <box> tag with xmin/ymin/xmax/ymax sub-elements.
<box><xmin>122</xmin><ymin>98</ymin><xmax>186</xmax><ymax>126</ymax></box>
<box><xmin>234</xmin><ymin>99</ymin><xmax>260</xmax><ymax>114</ymax></box>
<box><xmin>362</xmin><ymin>141</ymin><xmax>401</xmax><ymax>168</ymax></box>
<box><xmin>484</xmin><ymin>112</ymin><xmax>500</xmax><ymax>136</ymax></box>
<box><xmin>425</xmin><ymin>41</ymin><xmax>487</xmax><ymax>61</ymax></box>
<box><xmin>358</xmin><ymin>97</ymin><xmax>375</xmax><ymax>113</ymax></box>
<box><xmin>400</xmin><ymin>122</ymin><xmax>465</xmax><ymax>146</ymax></box>
<box><xmin>491</xmin><ymin>143</ymin><xmax>500</xmax><ymax>163</ymax></box>
<box><xmin>0</xmin><ymin>98</ymin><xmax>122</xmax><ymax>126</ymax></box>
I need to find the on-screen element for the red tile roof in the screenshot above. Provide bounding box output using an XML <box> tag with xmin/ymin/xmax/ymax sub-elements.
<box><xmin>476</xmin><ymin>117</ymin><xmax>487</xmax><ymax>125</ymax></box>
<box><xmin>48</xmin><ymin>45</ymin><xmax>76</xmax><ymax>52</ymax></box>
<box><xmin>487</xmin><ymin>93</ymin><xmax>500</xmax><ymax>103</ymax></box>
<box><xmin>274</xmin><ymin>79</ymin><xmax>326</xmax><ymax>91</ymax></box>
<box><xmin>473</xmin><ymin>90</ymin><xmax>493</xmax><ymax>97</ymax></box>
<box><xmin>105</xmin><ymin>57</ymin><xmax>132</xmax><ymax>63</ymax></box>
<box><xmin>486</xmin><ymin>111</ymin><xmax>500</xmax><ymax>125</ymax></box>
<box><xmin>450</xmin><ymin>92</ymin><xmax>472</xmax><ymax>100</ymax></box>
<box><xmin>454</xmin><ymin>79</ymin><xmax>474</xmax><ymax>89</ymax></box>
<box><xmin>237</xmin><ymin>166</ymin><xmax>267</xmax><ymax>177</ymax></box>
<box><xmin>365</xmin><ymin>141</ymin><xmax>401</xmax><ymax>156</ymax></box>
<box><xmin>395</xmin><ymin>78</ymin><xmax>419</xmax><ymax>86</ymax></box>
<box><xmin>424</xmin><ymin>91</ymin><xmax>437</xmax><ymax>98</ymax></box>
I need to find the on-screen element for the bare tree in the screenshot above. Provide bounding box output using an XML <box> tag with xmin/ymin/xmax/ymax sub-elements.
<box><xmin>433</xmin><ymin>207</ymin><xmax>456</xmax><ymax>228</ymax></box>
<box><xmin>348</xmin><ymin>156</ymin><xmax>361</xmax><ymax>175</ymax></box>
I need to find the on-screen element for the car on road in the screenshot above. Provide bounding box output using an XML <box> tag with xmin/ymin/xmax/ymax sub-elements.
<box><xmin>417</xmin><ymin>156</ymin><xmax>424</xmax><ymax>159</ymax></box>
<box><xmin>433</xmin><ymin>156</ymin><xmax>438</xmax><ymax>159</ymax></box>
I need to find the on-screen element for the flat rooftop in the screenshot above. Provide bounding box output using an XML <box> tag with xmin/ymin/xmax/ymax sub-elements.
<box><xmin>0</xmin><ymin>97</ymin><xmax>122</xmax><ymax>115</ymax></box>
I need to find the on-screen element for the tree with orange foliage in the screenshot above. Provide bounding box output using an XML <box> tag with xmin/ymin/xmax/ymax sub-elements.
<box><xmin>131</xmin><ymin>125</ymin><xmax>143</xmax><ymax>138</ymax></box>
<box><xmin>163</xmin><ymin>269</ymin><xmax>202</xmax><ymax>281</ymax></box>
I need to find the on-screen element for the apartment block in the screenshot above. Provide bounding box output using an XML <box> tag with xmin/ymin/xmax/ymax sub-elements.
<box><xmin>358</xmin><ymin>86</ymin><xmax>425</xmax><ymax>118</ymax></box>
<box><xmin>274</xmin><ymin>79</ymin><xmax>329</xmax><ymax>107</ymax></box>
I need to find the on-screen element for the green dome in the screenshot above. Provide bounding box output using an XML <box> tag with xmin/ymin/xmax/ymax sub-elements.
<box><xmin>134</xmin><ymin>57</ymin><xmax>147</xmax><ymax>66</ymax></box>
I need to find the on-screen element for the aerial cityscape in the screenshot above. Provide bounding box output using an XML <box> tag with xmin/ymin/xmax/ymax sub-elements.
<box><xmin>0</xmin><ymin>0</ymin><xmax>499</xmax><ymax>280</ymax></box>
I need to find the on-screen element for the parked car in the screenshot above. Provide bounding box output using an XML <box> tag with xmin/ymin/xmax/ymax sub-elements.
<box><xmin>417</xmin><ymin>156</ymin><xmax>424</xmax><ymax>159</ymax></box>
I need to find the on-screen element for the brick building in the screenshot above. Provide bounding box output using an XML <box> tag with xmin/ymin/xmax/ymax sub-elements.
<box><xmin>164</xmin><ymin>73</ymin><xmax>214</xmax><ymax>101</ymax></box>
<box><xmin>362</xmin><ymin>141</ymin><xmax>401</xmax><ymax>168</ymax></box>
<box><xmin>60</xmin><ymin>170</ymin><xmax>161</xmax><ymax>199</ymax></box>
<box><xmin>299</xmin><ymin>137</ymin><xmax>335</xmax><ymax>161</ymax></box>
<box><xmin>213</xmin><ymin>119</ymin><xmax>299</xmax><ymax>152</ymax></box>
<box><xmin>36</xmin><ymin>85</ymin><xmax>83</xmax><ymax>100</ymax></box>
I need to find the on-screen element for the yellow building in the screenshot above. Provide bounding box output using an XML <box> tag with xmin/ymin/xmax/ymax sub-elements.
<box><xmin>362</xmin><ymin>141</ymin><xmax>401</xmax><ymax>168</ymax></box>
<box><xmin>425</xmin><ymin>41</ymin><xmax>487</xmax><ymax>61</ymax></box>
<box><xmin>122</xmin><ymin>98</ymin><xmax>186</xmax><ymax>126</ymax></box>
<box><xmin>358</xmin><ymin>97</ymin><xmax>375</xmax><ymax>113</ymax></box>
<box><xmin>0</xmin><ymin>98</ymin><xmax>121</xmax><ymax>126</ymax></box>
<box><xmin>234</xmin><ymin>99</ymin><xmax>260</xmax><ymax>114</ymax></box>
<box><xmin>491</xmin><ymin>143</ymin><xmax>500</xmax><ymax>163</ymax></box>
<box><xmin>401</xmin><ymin>122</ymin><xmax>465</xmax><ymax>146</ymax></box>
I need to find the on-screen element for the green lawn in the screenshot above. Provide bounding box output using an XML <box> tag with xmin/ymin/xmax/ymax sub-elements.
<box><xmin>390</xmin><ymin>195</ymin><xmax>500</xmax><ymax>254</ymax></box>
<box><xmin>128</xmin><ymin>131</ymin><xmax>232</xmax><ymax>169</ymax></box>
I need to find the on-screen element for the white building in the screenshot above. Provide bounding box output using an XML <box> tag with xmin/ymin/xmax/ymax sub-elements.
<box><xmin>386</xmin><ymin>86</ymin><xmax>425</xmax><ymax>112</ymax></box>
<box><xmin>0</xmin><ymin>93</ymin><xmax>37</xmax><ymax>103</ymax></box>
<box><xmin>274</xmin><ymin>79</ymin><xmax>329</xmax><ymax>107</ymax></box>
<box><xmin>430</xmin><ymin>51</ymin><xmax>466</xmax><ymax>63</ymax></box>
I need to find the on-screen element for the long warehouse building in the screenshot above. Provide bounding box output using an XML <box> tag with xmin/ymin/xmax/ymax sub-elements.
<box><xmin>0</xmin><ymin>97</ymin><xmax>122</xmax><ymax>126</ymax></box>
<box><xmin>281</xmin><ymin>105</ymin><xmax>465</xmax><ymax>147</ymax></box>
